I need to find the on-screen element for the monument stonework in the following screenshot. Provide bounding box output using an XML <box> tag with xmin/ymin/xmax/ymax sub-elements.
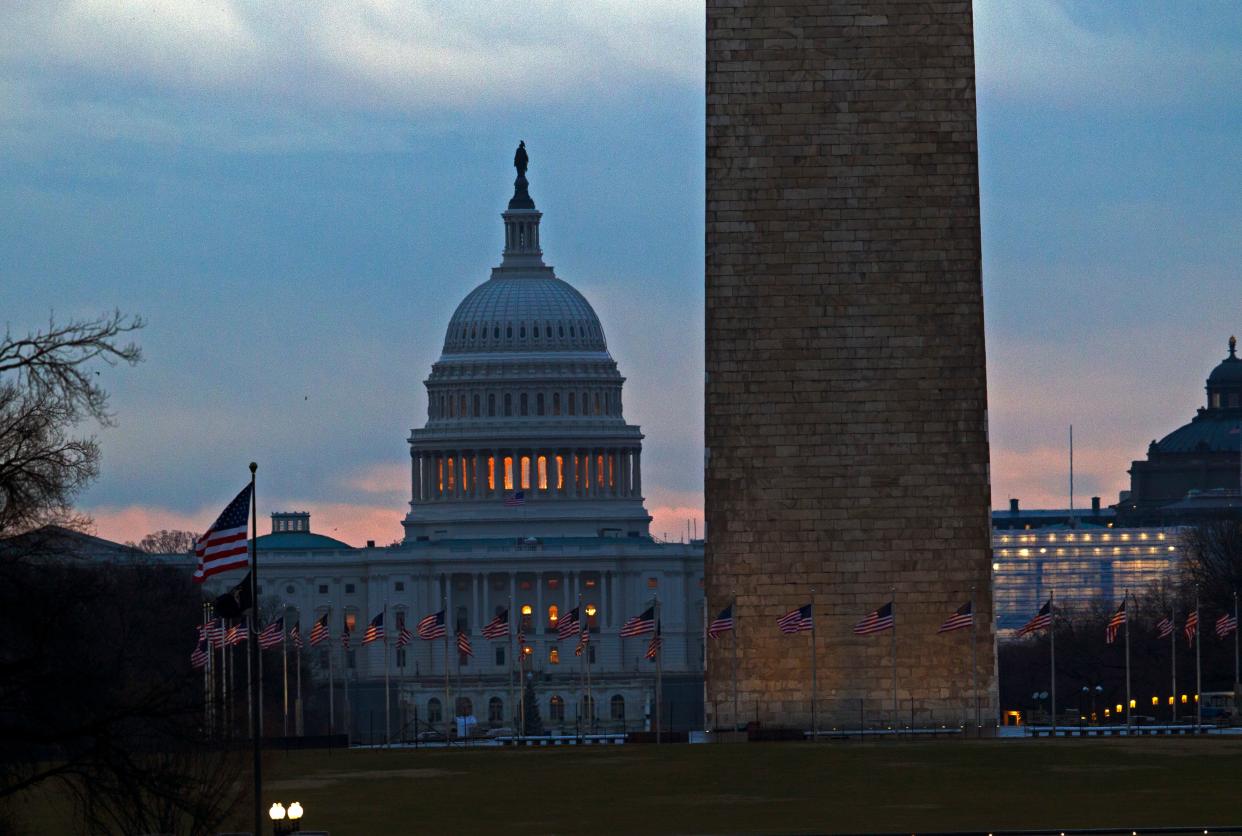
<box><xmin>705</xmin><ymin>1</ymin><xmax>997</xmax><ymax>729</ymax></box>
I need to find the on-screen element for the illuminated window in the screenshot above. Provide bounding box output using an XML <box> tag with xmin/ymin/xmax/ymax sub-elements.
<box><xmin>608</xmin><ymin>453</ymin><xmax>616</xmax><ymax>487</ymax></box>
<box><xmin>487</xmin><ymin>457</ymin><xmax>496</xmax><ymax>491</ymax></box>
<box><xmin>548</xmin><ymin>605</ymin><xmax>559</xmax><ymax>632</ymax></box>
<box><xmin>437</xmin><ymin>458</ymin><xmax>444</xmax><ymax>491</ymax></box>
<box><xmin>547</xmin><ymin>578</ymin><xmax>560</xmax><ymax>589</ymax></box>
<box><xmin>586</xmin><ymin>603</ymin><xmax>598</xmax><ymax>629</ymax></box>
<box><xmin>504</xmin><ymin>456</ymin><xmax>514</xmax><ymax>490</ymax></box>
<box><xmin>345</xmin><ymin>612</ymin><xmax>357</xmax><ymax>632</ymax></box>
<box><xmin>556</xmin><ymin>455</ymin><xmax>564</xmax><ymax>490</ymax></box>
<box><xmin>550</xmin><ymin>695</ymin><xmax>565</xmax><ymax>720</ymax></box>
<box><xmin>461</xmin><ymin>458</ymin><xmax>470</xmax><ymax>493</ymax></box>
<box><xmin>585</xmin><ymin>578</ymin><xmax>597</xmax><ymax>589</ymax></box>
<box><xmin>446</xmin><ymin>457</ymin><xmax>456</xmax><ymax>491</ymax></box>
<box><xmin>597</xmin><ymin>454</ymin><xmax>605</xmax><ymax>486</ymax></box>
<box><xmin>521</xmin><ymin>456</ymin><xmax>531</xmax><ymax>490</ymax></box>
<box><xmin>647</xmin><ymin>577</ymin><xmax>658</xmax><ymax>589</ymax></box>
<box><xmin>549</xmin><ymin>648</ymin><xmax>560</xmax><ymax>665</ymax></box>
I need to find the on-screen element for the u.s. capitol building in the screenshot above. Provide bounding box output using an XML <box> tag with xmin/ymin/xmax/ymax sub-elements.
<box><xmin>210</xmin><ymin>148</ymin><xmax>705</xmax><ymax>735</ymax></box>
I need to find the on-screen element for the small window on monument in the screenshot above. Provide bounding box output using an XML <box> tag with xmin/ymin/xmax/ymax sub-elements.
<box><xmin>345</xmin><ymin>584</ymin><xmax>355</xmax><ymax>594</ymax></box>
<box><xmin>395</xmin><ymin>581</ymin><xmax>405</xmax><ymax>592</ymax></box>
<box><xmin>318</xmin><ymin>584</ymin><xmax>328</xmax><ymax>594</ymax></box>
<box><xmin>520</xmin><ymin>326</ymin><xmax>526</xmax><ymax>338</ymax></box>
<box><xmin>286</xmin><ymin>585</ymin><xmax>295</xmax><ymax>594</ymax></box>
<box><xmin>647</xmin><ymin>578</ymin><xmax>658</xmax><ymax>589</ymax></box>
<box><xmin>494</xmin><ymin>327</ymin><xmax>499</xmax><ymax>339</ymax></box>
<box><xmin>559</xmin><ymin>325</ymin><xmax>565</xmax><ymax>338</ymax></box>
<box><xmin>507</xmin><ymin>326</ymin><xmax>513</xmax><ymax>338</ymax></box>
<box><xmin>569</xmin><ymin>326</ymin><xmax>575</xmax><ymax>337</ymax></box>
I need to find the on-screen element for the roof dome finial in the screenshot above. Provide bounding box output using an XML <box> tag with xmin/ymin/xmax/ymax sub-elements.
<box><xmin>508</xmin><ymin>140</ymin><xmax>534</xmax><ymax>210</ymax></box>
<box><xmin>1230</xmin><ymin>335</ymin><xmax>1237</xmax><ymax>359</ymax></box>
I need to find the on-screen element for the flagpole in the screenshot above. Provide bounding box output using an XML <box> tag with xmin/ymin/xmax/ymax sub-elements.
<box><xmin>384</xmin><ymin>600</ymin><xmax>391</xmax><ymax>749</ymax></box>
<box><xmin>247</xmin><ymin>461</ymin><xmax>262</xmax><ymax>836</ymax></box>
<box><xmin>443</xmin><ymin>596</ymin><xmax>451</xmax><ymax>744</ymax></box>
<box><xmin>1050</xmin><ymin>590</ymin><xmax>1057</xmax><ymax>736</ymax></box>
<box><xmin>971</xmin><ymin>586</ymin><xmax>979</xmax><ymax>735</ymax></box>
<box><xmin>224</xmin><ymin>622</ymin><xmax>231</xmax><ymax>737</ymax></box>
<box><xmin>810</xmin><ymin>587</ymin><xmax>817</xmax><ymax>740</ymax></box>
<box><xmin>282</xmin><ymin>618</ymin><xmax>289</xmax><ymax>738</ymax></box>
<box><xmin>327</xmin><ymin>608</ymin><xmax>335</xmax><ymax>737</ymax></box>
<box><xmin>578</xmin><ymin>592</ymin><xmax>586</xmax><ymax>731</ymax></box>
<box><xmin>1195</xmin><ymin>587</ymin><xmax>1202</xmax><ymax>728</ymax></box>
<box><xmin>202</xmin><ymin>603</ymin><xmax>210</xmax><ymax>733</ymax></box>
<box><xmin>1170</xmin><ymin>604</ymin><xmax>1176</xmax><ymax>724</ymax></box>
<box><xmin>655</xmin><ymin>593</ymin><xmax>662</xmax><ymax>745</ymax></box>
<box><xmin>890</xmin><ymin>586</ymin><xmax>897</xmax><ymax>729</ymax></box>
<box><xmin>295</xmin><ymin>627</ymin><xmax>303</xmax><ymax>736</ymax></box>
<box><xmin>508</xmin><ymin>595</ymin><xmax>515</xmax><ymax>735</ymax></box>
<box><xmin>1124</xmin><ymin>590</ymin><xmax>1131</xmax><ymax>732</ymax></box>
<box><xmin>1234</xmin><ymin>589</ymin><xmax>1239</xmax><ymax>688</ymax></box>
<box><xmin>246</xmin><ymin>616</ymin><xmax>254</xmax><ymax>740</ymax></box>
<box><xmin>732</xmin><ymin>595</ymin><xmax>739</xmax><ymax>732</ymax></box>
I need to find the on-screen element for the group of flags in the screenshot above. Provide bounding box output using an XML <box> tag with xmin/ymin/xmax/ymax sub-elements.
<box><xmin>1019</xmin><ymin>597</ymin><xmax>1239</xmax><ymax>645</ymax></box>
<box><xmin>729</xmin><ymin>600</ymin><xmax>975</xmax><ymax>638</ymax></box>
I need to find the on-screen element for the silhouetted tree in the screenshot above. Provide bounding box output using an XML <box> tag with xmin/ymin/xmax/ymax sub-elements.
<box><xmin>130</xmin><ymin>529</ymin><xmax>199</xmax><ymax>554</ymax></box>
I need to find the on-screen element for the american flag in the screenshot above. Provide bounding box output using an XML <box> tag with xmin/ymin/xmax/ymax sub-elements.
<box><xmin>778</xmin><ymin>603</ymin><xmax>814</xmax><ymax>635</ymax></box>
<box><xmin>853</xmin><ymin>602</ymin><xmax>893</xmax><ymax>636</ymax></box>
<box><xmin>290</xmin><ymin>623</ymin><xmax>303</xmax><ymax>649</ymax></box>
<box><xmin>620</xmin><ymin>606</ymin><xmax>656</xmax><ymax>638</ymax></box>
<box><xmin>417</xmin><ymin>609</ymin><xmax>447</xmax><ymax>640</ymax></box>
<box><xmin>396</xmin><ymin>614</ymin><xmax>413</xmax><ymax>647</ymax></box>
<box><xmin>1184</xmin><ymin>610</ymin><xmax>1199</xmax><ymax>646</ymax></box>
<box><xmin>363</xmin><ymin>612</ymin><xmax>385</xmax><ymax>644</ymax></box>
<box><xmin>308</xmin><ymin>613</ymin><xmax>330</xmax><ymax>646</ymax></box>
<box><xmin>645</xmin><ymin>625</ymin><xmax>662</xmax><ymax>660</ymax></box>
<box><xmin>707</xmin><ymin>604</ymin><xmax>734</xmax><ymax>639</ymax></box>
<box><xmin>937</xmin><ymin>601</ymin><xmax>973</xmax><ymax>634</ymax></box>
<box><xmin>225</xmin><ymin>620</ymin><xmax>248</xmax><ymax>646</ymax></box>
<box><xmin>517</xmin><ymin>629</ymin><xmax>526</xmax><ymax>647</ymax></box>
<box><xmin>1155</xmin><ymin>615</ymin><xmax>1175</xmax><ymax>639</ymax></box>
<box><xmin>341</xmin><ymin>625</ymin><xmax>351</xmax><ymax>650</ymax></box>
<box><xmin>557</xmin><ymin>606</ymin><xmax>580</xmax><ymax>641</ymax></box>
<box><xmin>206</xmin><ymin>619</ymin><xmax>225</xmax><ymax>649</ymax></box>
<box><xmin>1017</xmin><ymin>600</ymin><xmax>1053</xmax><ymax>637</ymax></box>
<box><xmin>457</xmin><ymin>630</ymin><xmax>473</xmax><ymax>657</ymax></box>
<box><xmin>482</xmin><ymin>609</ymin><xmax>509</xmax><ymax>640</ymax></box>
<box><xmin>192</xmin><ymin>484</ymin><xmax>252</xmax><ymax>583</ymax></box>
<box><xmin>575</xmin><ymin>628</ymin><xmax>589</xmax><ymax>656</ymax></box>
<box><xmin>1105</xmin><ymin>601</ymin><xmax>1127</xmax><ymax>645</ymax></box>
<box><xmin>504</xmin><ymin>490</ymin><xmax>526</xmax><ymax>507</ymax></box>
<box><xmin>1216</xmin><ymin>613</ymin><xmax>1238</xmax><ymax>639</ymax></box>
<box><xmin>258</xmin><ymin>617</ymin><xmax>284</xmax><ymax>650</ymax></box>
<box><xmin>191</xmin><ymin>637</ymin><xmax>209</xmax><ymax>670</ymax></box>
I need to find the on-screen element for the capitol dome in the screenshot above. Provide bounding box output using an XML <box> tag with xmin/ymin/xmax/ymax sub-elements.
<box><xmin>402</xmin><ymin>144</ymin><xmax>650</xmax><ymax>542</ymax></box>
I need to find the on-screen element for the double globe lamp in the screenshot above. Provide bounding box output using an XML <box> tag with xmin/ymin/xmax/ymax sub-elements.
<box><xmin>268</xmin><ymin>801</ymin><xmax>304</xmax><ymax>835</ymax></box>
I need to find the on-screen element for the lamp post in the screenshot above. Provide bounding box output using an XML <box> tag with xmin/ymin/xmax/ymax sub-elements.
<box><xmin>269</xmin><ymin>800</ymin><xmax>304</xmax><ymax>835</ymax></box>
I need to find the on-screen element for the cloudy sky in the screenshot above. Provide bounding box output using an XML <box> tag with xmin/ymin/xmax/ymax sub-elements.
<box><xmin>3</xmin><ymin>2</ymin><xmax>1240</xmax><ymax>545</ymax></box>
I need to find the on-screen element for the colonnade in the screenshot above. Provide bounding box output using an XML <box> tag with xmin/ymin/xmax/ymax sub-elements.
<box><xmin>411</xmin><ymin>447</ymin><xmax>642</xmax><ymax>503</ymax></box>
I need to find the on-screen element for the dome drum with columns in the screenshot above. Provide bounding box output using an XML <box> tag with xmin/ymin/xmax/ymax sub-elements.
<box><xmin>404</xmin><ymin>147</ymin><xmax>651</xmax><ymax>541</ymax></box>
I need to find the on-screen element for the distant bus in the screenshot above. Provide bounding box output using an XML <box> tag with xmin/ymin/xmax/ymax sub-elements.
<box><xmin>1200</xmin><ymin>691</ymin><xmax>1236</xmax><ymax>721</ymax></box>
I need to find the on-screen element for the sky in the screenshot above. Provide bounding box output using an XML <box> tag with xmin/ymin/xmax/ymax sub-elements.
<box><xmin>2</xmin><ymin>2</ymin><xmax>1240</xmax><ymax>546</ymax></box>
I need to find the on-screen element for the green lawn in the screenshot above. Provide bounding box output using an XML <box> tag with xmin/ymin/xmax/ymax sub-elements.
<box><xmin>247</xmin><ymin>738</ymin><xmax>1242</xmax><ymax>835</ymax></box>
<box><xmin>20</xmin><ymin>738</ymin><xmax>1242</xmax><ymax>834</ymax></box>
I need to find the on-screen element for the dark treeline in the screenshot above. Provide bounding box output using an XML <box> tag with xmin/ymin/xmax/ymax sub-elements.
<box><xmin>999</xmin><ymin>520</ymin><xmax>1242</xmax><ymax>722</ymax></box>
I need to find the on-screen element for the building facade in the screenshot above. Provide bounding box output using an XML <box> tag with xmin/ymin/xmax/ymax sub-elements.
<box><xmin>705</xmin><ymin>1</ymin><xmax>996</xmax><ymax>731</ymax></box>
<box><xmin>195</xmin><ymin>151</ymin><xmax>705</xmax><ymax>737</ymax></box>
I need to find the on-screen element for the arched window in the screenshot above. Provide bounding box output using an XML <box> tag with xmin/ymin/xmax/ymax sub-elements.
<box><xmin>493</xmin><ymin>327</ymin><xmax>500</xmax><ymax>339</ymax></box>
<box><xmin>569</xmin><ymin>325</ymin><xmax>576</xmax><ymax>337</ymax></box>
<box><xmin>507</xmin><ymin>325</ymin><xmax>513</xmax><ymax>339</ymax></box>
<box><xmin>428</xmin><ymin>698</ymin><xmax>442</xmax><ymax>724</ymax></box>
<box><xmin>552</xmin><ymin>392</ymin><xmax>560</xmax><ymax>415</ymax></box>
<box><xmin>520</xmin><ymin>393</ymin><xmax>528</xmax><ymax>416</ymax></box>
<box><xmin>537</xmin><ymin>456</ymin><xmax>548</xmax><ymax>491</ymax></box>
<box><xmin>472</xmin><ymin>394</ymin><xmax>480</xmax><ymax>417</ymax></box>
<box><xmin>594</xmin><ymin>392</ymin><xmax>601</xmax><ymax>415</ymax></box>
<box><xmin>488</xmin><ymin>393</ymin><xmax>496</xmax><ymax>416</ymax></box>
<box><xmin>559</xmin><ymin>325</ymin><xmax>565</xmax><ymax>338</ymax></box>
<box><xmin>487</xmin><ymin>456</ymin><xmax>496</xmax><ymax>491</ymax></box>
<box><xmin>547</xmin><ymin>604</ymin><xmax>558</xmax><ymax>631</ymax></box>
<box><xmin>549</xmin><ymin>695</ymin><xmax>565</xmax><ymax>721</ymax></box>
<box><xmin>504</xmin><ymin>456</ymin><xmax>514</xmax><ymax>490</ymax></box>
<box><xmin>519</xmin><ymin>325</ymin><xmax>526</xmax><ymax>338</ymax></box>
<box><xmin>489</xmin><ymin>697</ymin><xmax>504</xmax><ymax>725</ymax></box>
<box><xmin>446</xmin><ymin>457</ymin><xmax>456</xmax><ymax>491</ymax></box>
<box><xmin>549</xmin><ymin>648</ymin><xmax>560</xmax><ymax>665</ymax></box>
<box><xmin>580</xmin><ymin>694</ymin><xmax>595</xmax><ymax>720</ymax></box>
<box><xmin>459</xmin><ymin>394</ymin><xmax>467</xmax><ymax>416</ymax></box>
<box><xmin>536</xmin><ymin>393</ymin><xmax>544</xmax><ymax>415</ymax></box>
<box><xmin>520</xmin><ymin>604</ymin><xmax>533</xmax><ymax>631</ymax></box>
<box><xmin>504</xmin><ymin>394</ymin><xmax>512</xmax><ymax>416</ymax></box>
<box><xmin>568</xmin><ymin>392</ymin><xmax>576</xmax><ymax>415</ymax></box>
<box><xmin>610</xmin><ymin>694</ymin><xmax>625</xmax><ymax>720</ymax></box>
<box><xmin>520</xmin><ymin>455</ymin><xmax>531</xmax><ymax>490</ymax></box>
<box><xmin>448</xmin><ymin>397</ymin><xmax>455</xmax><ymax>418</ymax></box>
<box><xmin>456</xmin><ymin>696</ymin><xmax>473</xmax><ymax>717</ymax></box>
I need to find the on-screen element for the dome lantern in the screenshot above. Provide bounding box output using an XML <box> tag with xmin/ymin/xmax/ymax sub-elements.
<box><xmin>499</xmin><ymin>141</ymin><xmax>546</xmax><ymax>272</ymax></box>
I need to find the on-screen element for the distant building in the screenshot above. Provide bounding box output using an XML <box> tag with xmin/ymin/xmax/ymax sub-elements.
<box><xmin>1116</xmin><ymin>337</ymin><xmax>1242</xmax><ymax>525</ymax></box>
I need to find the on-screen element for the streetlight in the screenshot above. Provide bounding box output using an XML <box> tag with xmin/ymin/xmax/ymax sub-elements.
<box><xmin>269</xmin><ymin>800</ymin><xmax>304</xmax><ymax>835</ymax></box>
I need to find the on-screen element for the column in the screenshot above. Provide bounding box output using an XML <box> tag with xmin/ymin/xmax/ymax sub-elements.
<box><xmin>633</xmin><ymin>451</ymin><xmax>642</xmax><ymax>497</ymax></box>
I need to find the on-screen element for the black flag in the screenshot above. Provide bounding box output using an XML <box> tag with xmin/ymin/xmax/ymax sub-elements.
<box><xmin>213</xmin><ymin>571</ymin><xmax>252</xmax><ymax>618</ymax></box>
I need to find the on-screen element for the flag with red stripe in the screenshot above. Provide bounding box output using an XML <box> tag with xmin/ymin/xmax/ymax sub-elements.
<box><xmin>192</xmin><ymin>484</ymin><xmax>252</xmax><ymax>583</ymax></box>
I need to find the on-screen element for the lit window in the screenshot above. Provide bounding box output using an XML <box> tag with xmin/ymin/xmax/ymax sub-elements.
<box><xmin>596</xmin><ymin>455</ymin><xmax>605</xmax><ymax>486</ymax></box>
<box><xmin>549</xmin><ymin>695</ymin><xmax>565</xmax><ymax>721</ymax></box>
<box><xmin>345</xmin><ymin>612</ymin><xmax>356</xmax><ymax>631</ymax></box>
<box><xmin>647</xmin><ymin>577</ymin><xmax>658</xmax><ymax>589</ymax></box>
<box><xmin>504</xmin><ymin>456</ymin><xmax>514</xmax><ymax>490</ymax></box>
<box><xmin>446</xmin><ymin>457</ymin><xmax>456</xmax><ymax>491</ymax></box>
<box><xmin>556</xmin><ymin>455</ymin><xmax>564</xmax><ymax>490</ymax></box>
<box><xmin>537</xmin><ymin>456</ymin><xmax>548</xmax><ymax>490</ymax></box>
<box><xmin>521</xmin><ymin>456</ymin><xmax>531</xmax><ymax>490</ymax></box>
<box><xmin>487</xmin><ymin>456</ymin><xmax>496</xmax><ymax>491</ymax></box>
<box><xmin>521</xmin><ymin>604</ymin><xmax>533</xmax><ymax>615</ymax></box>
<box><xmin>548</xmin><ymin>604</ymin><xmax>559</xmax><ymax>629</ymax></box>
<box><xmin>549</xmin><ymin>648</ymin><xmax>559</xmax><ymax>665</ymax></box>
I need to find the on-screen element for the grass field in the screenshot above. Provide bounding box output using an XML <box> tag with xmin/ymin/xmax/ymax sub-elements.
<box><xmin>24</xmin><ymin>737</ymin><xmax>1242</xmax><ymax>834</ymax></box>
